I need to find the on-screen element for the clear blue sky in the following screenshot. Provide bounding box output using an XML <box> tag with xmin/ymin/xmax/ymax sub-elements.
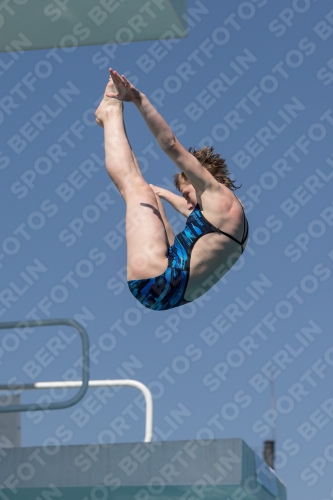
<box><xmin>1</xmin><ymin>1</ymin><xmax>333</xmax><ymax>498</ymax></box>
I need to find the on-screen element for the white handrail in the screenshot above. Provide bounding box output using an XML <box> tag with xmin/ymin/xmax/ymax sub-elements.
<box><xmin>0</xmin><ymin>380</ymin><xmax>153</xmax><ymax>443</ymax></box>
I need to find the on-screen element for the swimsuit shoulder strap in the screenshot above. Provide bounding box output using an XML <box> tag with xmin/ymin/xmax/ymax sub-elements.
<box><xmin>234</xmin><ymin>195</ymin><xmax>249</xmax><ymax>252</ymax></box>
<box><xmin>214</xmin><ymin>195</ymin><xmax>249</xmax><ymax>252</ymax></box>
<box><xmin>194</xmin><ymin>197</ymin><xmax>249</xmax><ymax>253</ymax></box>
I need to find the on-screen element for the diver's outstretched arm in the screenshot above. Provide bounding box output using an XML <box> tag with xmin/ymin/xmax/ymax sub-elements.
<box><xmin>107</xmin><ymin>69</ymin><xmax>175</xmax><ymax>150</ymax></box>
<box><xmin>108</xmin><ymin>69</ymin><xmax>221</xmax><ymax>197</ymax></box>
<box><xmin>134</xmin><ymin>96</ymin><xmax>176</xmax><ymax>151</ymax></box>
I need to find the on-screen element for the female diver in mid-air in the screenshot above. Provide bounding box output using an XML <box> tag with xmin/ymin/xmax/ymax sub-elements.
<box><xmin>95</xmin><ymin>69</ymin><xmax>249</xmax><ymax>311</ymax></box>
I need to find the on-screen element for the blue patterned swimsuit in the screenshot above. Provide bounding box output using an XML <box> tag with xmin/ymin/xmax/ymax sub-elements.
<box><xmin>128</xmin><ymin>202</ymin><xmax>248</xmax><ymax>311</ymax></box>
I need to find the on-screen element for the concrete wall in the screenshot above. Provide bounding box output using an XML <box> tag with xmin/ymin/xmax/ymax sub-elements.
<box><xmin>0</xmin><ymin>438</ymin><xmax>286</xmax><ymax>499</ymax></box>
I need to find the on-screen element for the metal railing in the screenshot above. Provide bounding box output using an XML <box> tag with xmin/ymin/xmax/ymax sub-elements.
<box><xmin>0</xmin><ymin>319</ymin><xmax>90</xmax><ymax>412</ymax></box>
<box><xmin>0</xmin><ymin>380</ymin><xmax>153</xmax><ymax>442</ymax></box>
<box><xmin>0</xmin><ymin>319</ymin><xmax>153</xmax><ymax>442</ymax></box>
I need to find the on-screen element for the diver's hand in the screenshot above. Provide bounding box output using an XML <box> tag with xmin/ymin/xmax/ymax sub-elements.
<box><xmin>106</xmin><ymin>69</ymin><xmax>142</xmax><ymax>103</ymax></box>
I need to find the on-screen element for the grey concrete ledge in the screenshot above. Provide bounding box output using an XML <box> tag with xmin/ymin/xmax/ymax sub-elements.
<box><xmin>0</xmin><ymin>438</ymin><xmax>286</xmax><ymax>500</ymax></box>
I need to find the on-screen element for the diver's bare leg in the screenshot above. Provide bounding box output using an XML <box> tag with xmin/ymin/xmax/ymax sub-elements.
<box><xmin>96</xmin><ymin>79</ymin><xmax>168</xmax><ymax>280</ymax></box>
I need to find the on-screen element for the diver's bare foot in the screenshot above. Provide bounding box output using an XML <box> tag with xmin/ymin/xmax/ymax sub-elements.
<box><xmin>95</xmin><ymin>75</ymin><xmax>122</xmax><ymax>127</ymax></box>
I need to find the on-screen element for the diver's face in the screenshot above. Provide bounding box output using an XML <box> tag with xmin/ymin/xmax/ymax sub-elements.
<box><xmin>179</xmin><ymin>182</ymin><xmax>197</xmax><ymax>211</ymax></box>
